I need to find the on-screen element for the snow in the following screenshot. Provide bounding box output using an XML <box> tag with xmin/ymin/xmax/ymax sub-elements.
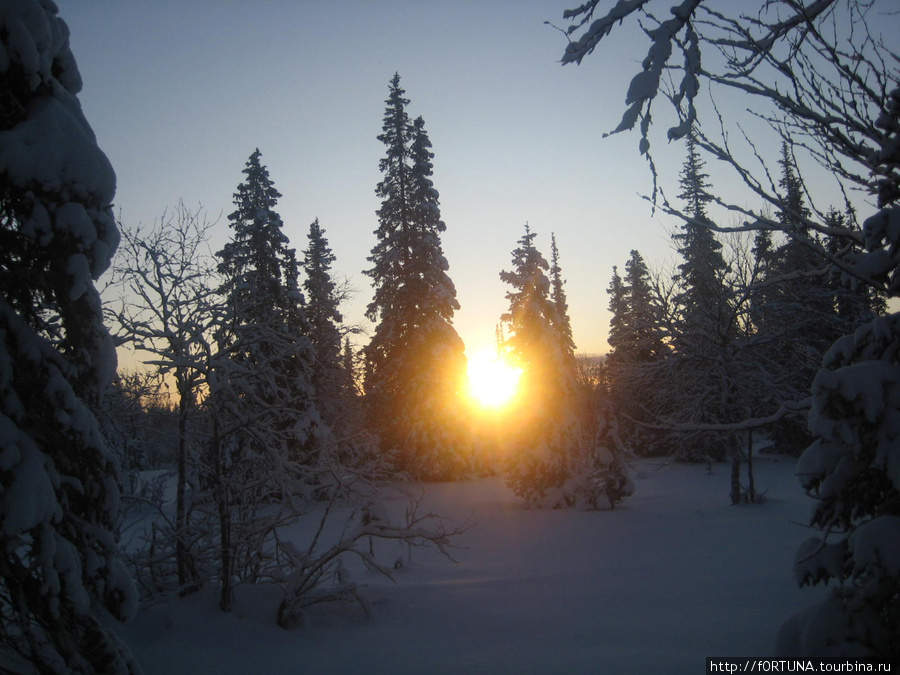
<box><xmin>0</xmin><ymin>96</ymin><xmax>115</xmax><ymax>204</ymax></box>
<box><xmin>0</xmin><ymin>424</ymin><xmax>60</xmax><ymax>535</ymax></box>
<box><xmin>848</xmin><ymin>515</ymin><xmax>900</xmax><ymax>578</ymax></box>
<box><xmin>112</xmin><ymin>455</ymin><xmax>812</xmax><ymax>674</ymax></box>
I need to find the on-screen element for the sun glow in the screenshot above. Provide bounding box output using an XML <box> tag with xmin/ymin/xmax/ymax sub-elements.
<box><xmin>467</xmin><ymin>348</ymin><xmax>522</xmax><ymax>410</ymax></box>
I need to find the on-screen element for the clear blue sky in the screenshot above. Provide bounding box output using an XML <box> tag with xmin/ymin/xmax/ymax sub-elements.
<box><xmin>59</xmin><ymin>1</ymin><xmax>879</xmax><ymax>358</ymax></box>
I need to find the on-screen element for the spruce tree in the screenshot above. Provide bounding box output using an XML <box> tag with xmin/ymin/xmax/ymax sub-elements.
<box><xmin>606</xmin><ymin>266</ymin><xmax>628</xmax><ymax>356</ymax></box>
<box><xmin>669</xmin><ymin>132</ymin><xmax>734</xmax><ymax>462</ymax></box>
<box><xmin>622</xmin><ymin>250</ymin><xmax>667</xmax><ymax>363</ymax></box>
<box><xmin>216</xmin><ymin>152</ymin><xmax>319</xmax><ymax>447</ymax></box>
<box><xmin>217</xmin><ymin>151</ymin><xmax>318</xmax><ymax>431</ymax></box>
<box><xmin>212</xmin><ymin>150</ymin><xmax>321</xmax><ymax>610</ymax></box>
<box><xmin>777</xmin><ymin>86</ymin><xmax>900</xmax><ymax>660</ymax></box>
<box><xmin>302</xmin><ymin>218</ymin><xmax>351</xmax><ymax>431</ymax></box>
<box><xmin>0</xmin><ymin>2</ymin><xmax>139</xmax><ymax>670</ymax></box>
<box><xmin>605</xmin><ymin>251</ymin><xmax>668</xmax><ymax>456</ymax></box>
<box><xmin>825</xmin><ymin>207</ymin><xmax>886</xmax><ymax>325</ymax></box>
<box><xmin>549</xmin><ymin>233</ymin><xmax>576</xmax><ymax>365</ymax></box>
<box><xmin>672</xmin><ymin>132</ymin><xmax>729</xmax><ymax>340</ymax></box>
<box><xmin>364</xmin><ymin>74</ymin><xmax>469</xmax><ymax>479</ymax></box>
<box><xmin>762</xmin><ymin>142</ymin><xmax>840</xmax><ymax>452</ymax></box>
<box><xmin>500</xmin><ymin>224</ymin><xmax>582</xmax><ymax>506</ymax></box>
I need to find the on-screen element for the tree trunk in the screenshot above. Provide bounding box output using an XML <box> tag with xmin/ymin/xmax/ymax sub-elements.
<box><xmin>175</xmin><ymin>370</ymin><xmax>189</xmax><ymax>587</ymax></box>
<box><xmin>746</xmin><ymin>429</ymin><xmax>756</xmax><ymax>504</ymax></box>
<box><xmin>730</xmin><ymin>446</ymin><xmax>742</xmax><ymax>505</ymax></box>
<box><xmin>213</xmin><ymin>419</ymin><xmax>233</xmax><ymax>612</ymax></box>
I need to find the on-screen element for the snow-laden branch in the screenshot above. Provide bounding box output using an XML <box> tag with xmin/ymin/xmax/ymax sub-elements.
<box><xmin>626</xmin><ymin>396</ymin><xmax>811</xmax><ymax>433</ymax></box>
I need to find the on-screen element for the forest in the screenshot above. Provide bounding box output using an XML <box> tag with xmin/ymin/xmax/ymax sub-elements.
<box><xmin>1</xmin><ymin>0</ymin><xmax>898</xmax><ymax>672</ymax></box>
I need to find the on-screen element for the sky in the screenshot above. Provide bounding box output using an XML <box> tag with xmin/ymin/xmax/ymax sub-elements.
<box><xmin>57</xmin><ymin>1</ymin><xmax>895</xmax><ymax>360</ymax></box>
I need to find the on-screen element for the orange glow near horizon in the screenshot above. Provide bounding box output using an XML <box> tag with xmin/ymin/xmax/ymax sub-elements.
<box><xmin>466</xmin><ymin>347</ymin><xmax>522</xmax><ymax>410</ymax></box>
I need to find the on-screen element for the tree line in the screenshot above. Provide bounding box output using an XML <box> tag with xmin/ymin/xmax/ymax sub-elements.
<box><xmin>557</xmin><ymin>0</ymin><xmax>899</xmax><ymax>660</ymax></box>
<box><xmin>605</xmin><ymin>134</ymin><xmax>884</xmax><ymax>504</ymax></box>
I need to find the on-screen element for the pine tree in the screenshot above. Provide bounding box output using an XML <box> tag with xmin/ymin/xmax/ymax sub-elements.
<box><xmin>825</xmin><ymin>207</ymin><xmax>885</xmax><ymax>327</ymax></box>
<box><xmin>749</xmin><ymin>220</ymin><xmax>777</xmax><ymax>335</ymax></box>
<box><xmin>363</xmin><ymin>74</ymin><xmax>469</xmax><ymax>479</ymax></box>
<box><xmin>777</xmin><ymin>142</ymin><xmax>810</xmax><ymax>234</ymax></box>
<box><xmin>500</xmin><ymin>224</ymin><xmax>583</xmax><ymax>506</ymax></box>
<box><xmin>606</xmin><ymin>265</ymin><xmax>628</xmax><ymax>355</ymax></box>
<box><xmin>0</xmin><ymin>2</ymin><xmax>139</xmax><ymax>670</ymax></box>
<box><xmin>678</xmin><ymin>132</ymin><xmax>712</xmax><ymax>221</ymax></box>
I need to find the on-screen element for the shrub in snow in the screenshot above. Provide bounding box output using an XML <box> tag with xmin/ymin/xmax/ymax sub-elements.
<box><xmin>107</xmin><ymin>204</ymin><xmax>220</xmax><ymax>591</ymax></box>
<box><xmin>274</xmin><ymin>485</ymin><xmax>469</xmax><ymax>629</ymax></box>
<box><xmin>570</xmin><ymin>405</ymin><xmax>635</xmax><ymax>511</ymax></box>
<box><xmin>0</xmin><ymin>0</ymin><xmax>139</xmax><ymax>671</ymax></box>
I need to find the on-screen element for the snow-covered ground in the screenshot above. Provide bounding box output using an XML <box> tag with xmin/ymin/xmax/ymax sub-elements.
<box><xmin>114</xmin><ymin>454</ymin><xmax>813</xmax><ymax>674</ymax></box>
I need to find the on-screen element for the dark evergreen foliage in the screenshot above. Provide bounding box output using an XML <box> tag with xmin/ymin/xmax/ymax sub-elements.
<box><xmin>216</xmin><ymin>150</ymin><xmax>320</xmax><ymax>450</ymax></box>
<box><xmin>669</xmin><ymin>134</ymin><xmax>734</xmax><ymax>462</ymax></box>
<box><xmin>549</xmin><ymin>233</ymin><xmax>577</xmax><ymax>365</ymax></box>
<box><xmin>211</xmin><ymin>150</ymin><xmax>321</xmax><ymax>610</ymax></box>
<box><xmin>500</xmin><ymin>225</ymin><xmax>583</xmax><ymax>506</ymax></box>
<box><xmin>604</xmin><ymin>250</ymin><xmax>669</xmax><ymax>457</ymax></box>
<box><xmin>755</xmin><ymin>143</ymin><xmax>845</xmax><ymax>453</ymax></box>
<box><xmin>0</xmin><ymin>2</ymin><xmax>140</xmax><ymax>670</ymax></box>
<box><xmin>363</xmin><ymin>74</ymin><xmax>470</xmax><ymax>479</ymax></box>
<box><xmin>303</xmin><ymin>218</ymin><xmax>353</xmax><ymax>430</ymax></box>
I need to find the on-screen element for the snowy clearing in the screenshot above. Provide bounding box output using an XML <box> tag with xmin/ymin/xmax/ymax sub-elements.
<box><xmin>113</xmin><ymin>454</ymin><xmax>812</xmax><ymax>674</ymax></box>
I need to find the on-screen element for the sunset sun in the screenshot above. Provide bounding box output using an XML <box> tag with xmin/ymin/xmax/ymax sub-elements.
<box><xmin>467</xmin><ymin>348</ymin><xmax>522</xmax><ymax>410</ymax></box>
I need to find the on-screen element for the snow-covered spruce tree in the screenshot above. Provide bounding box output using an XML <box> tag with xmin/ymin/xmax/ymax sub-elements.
<box><xmin>549</xmin><ymin>233</ymin><xmax>576</xmax><ymax>366</ymax></box>
<box><xmin>776</xmin><ymin>87</ymin><xmax>900</xmax><ymax>659</ymax></box>
<box><xmin>776</xmin><ymin>311</ymin><xmax>900</xmax><ymax>657</ymax></box>
<box><xmin>605</xmin><ymin>250</ymin><xmax>670</xmax><ymax>457</ymax></box>
<box><xmin>499</xmin><ymin>224</ymin><xmax>584</xmax><ymax>507</ymax></box>
<box><xmin>302</xmin><ymin>219</ymin><xmax>353</xmax><ymax>430</ymax></box>
<box><xmin>554</xmin><ymin>0</ymin><xmax>900</xmax><ymax>656</ymax></box>
<box><xmin>549</xmin><ymin>236</ymin><xmax>634</xmax><ymax>509</ymax></box>
<box><xmin>756</xmin><ymin>143</ymin><xmax>842</xmax><ymax>453</ymax></box>
<box><xmin>215</xmin><ymin>149</ymin><xmax>322</xmax><ymax>466</ymax></box>
<box><xmin>0</xmin><ymin>2</ymin><xmax>140</xmax><ymax>671</ymax></box>
<box><xmin>364</xmin><ymin>74</ymin><xmax>470</xmax><ymax>480</ymax></box>
<box><xmin>823</xmin><ymin>207</ymin><xmax>886</xmax><ymax>328</ymax></box>
<box><xmin>588</xmin><ymin>402</ymin><xmax>636</xmax><ymax>511</ymax></box>
<box><xmin>302</xmin><ymin>219</ymin><xmax>376</xmax><ymax>470</ymax></box>
<box><xmin>211</xmin><ymin>150</ymin><xmax>322</xmax><ymax>611</ymax></box>
<box><xmin>666</xmin><ymin>132</ymin><xmax>735</xmax><ymax>463</ymax></box>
